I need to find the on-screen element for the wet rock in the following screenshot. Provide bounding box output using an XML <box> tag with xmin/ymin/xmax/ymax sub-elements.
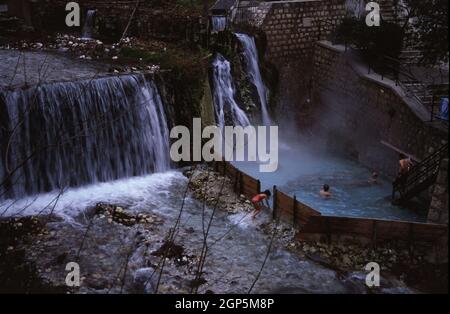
<box><xmin>186</xmin><ymin>167</ymin><xmax>254</xmax><ymax>214</ymax></box>
<box><xmin>133</xmin><ymin>267</ymin><xmax>157</xmax><ymax>293</ymax></box>
<box><xmin>151</xmin><ymin>241</ymin><xmax>184</xmax><ymax>260</ymax></box>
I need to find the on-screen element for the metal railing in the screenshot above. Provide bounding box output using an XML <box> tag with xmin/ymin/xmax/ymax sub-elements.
<box><xmin>393</xmin><ymin>143</ymin><xmax>448</xmax><ymax>203</ymax></box>
<box><xmin>363</xmin><ymin>52</ymin><xmax>449</xmax><ymax>123</ymax></box>
<box><xmin>232</xmin><ymin>4</ymin><xmax>259</xmax><ymax>27</ymax></box>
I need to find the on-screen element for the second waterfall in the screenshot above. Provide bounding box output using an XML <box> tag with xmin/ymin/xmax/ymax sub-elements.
<box><xmin>211</xmin><ymin>33</ymin><xmax>272</xmax><ymax>129</ymax></box>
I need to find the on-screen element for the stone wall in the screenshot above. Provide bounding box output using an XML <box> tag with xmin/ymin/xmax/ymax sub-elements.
<box><xmin>311</xmin><ymin>41</ymin><xmax>448</xmax><ymax>178</ymax></box>
<box><xmin>428</xmin><ymin>159</ymin><xmax>449</xmax><ymax>224</ymax></box>
<box><xmin>260</xmin><ymin>0</ymin><xmax>346</xmax><ymax>60</ymax></box>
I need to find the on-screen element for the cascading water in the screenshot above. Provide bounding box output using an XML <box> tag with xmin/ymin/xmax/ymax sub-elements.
<box><xmin>211</xmin><ymin>54</ymin><xmax>251</xmax><ymax>129</ymax></box>
<box><xmin>211</xmin><ymin>16</ymin><xmax>227</xmax><ymax>33</ymax></box>
<box><xmin>235</xmin><ymin>33</ymin><xmax>272</xmax><ymax>126</ymax></box>
<box><xmin>0</xmin><ymin>74</ymin><xmax>171</xmax><ymax>199</ymax></box>
<box><xmin>81</xmin><ymin>9</ymin><xmax>96</xmax><ymax>40</ymax></box>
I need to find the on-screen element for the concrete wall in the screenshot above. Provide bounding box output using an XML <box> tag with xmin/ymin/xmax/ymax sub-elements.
<box><xmin>260</xmin><ymin>0</ymin><xmax>346</xmax><ymax>60</ymax></box>
<box><xmin>311</xmin><ymin>41</ymin><xmax>448</xmax><ymax>178</ymax></box>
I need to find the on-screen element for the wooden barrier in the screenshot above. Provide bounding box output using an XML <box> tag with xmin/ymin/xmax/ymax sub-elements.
<box><xmin>273</xmin><ymin>185</ymin><xmax>447</xmax><ymax>247</ymax></box>
<box><xmin>213</xmin><ymin>161</ymin><xmax>260</xmax><ymax>198</ymax></box>
<box><xmin>297</xmin><ymin>215</ymin><xmax>448</xmax><ymax>246</ymax></box>
<box><xmin>273</xmin><ymin>187</ymin><xmax>321</xmax><ymax>227</ymax></box>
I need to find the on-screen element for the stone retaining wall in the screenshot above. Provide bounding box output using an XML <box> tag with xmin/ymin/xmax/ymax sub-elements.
<box><xmin>428</xmin><ymin>159</ymin><xmax>449</xmax><ymax>224</ymax></box>
<box><xmin>260</xmin><ymin>0</ymin><xmax>346</xmax><ymax>60</ymax></box>
<box><xmin>311</xmin><ymin>41</ymin><xmax>448</xmax><ymax>178</ymax></box>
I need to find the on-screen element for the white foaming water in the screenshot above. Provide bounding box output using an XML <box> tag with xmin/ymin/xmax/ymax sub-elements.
<box><xmin>0</xmin><ymin>171</ymin><xmax>183</xmax><ymax>222</ymax></box>
<box><xmin>235</xmin><ymin>33</ymin><xmax>272</xmax><ymax>126</ymax></box>
<box><xmin>227</xmin><ymin>212</ymin><xmax>253</xmax><ymax>230</ymax></box>
<box><xmin>211</xmin><ymin>16</ymin><xmax>227</xmax><ymax>33</ymax></box>
<box><xmin>0</xmin><ymin>74</ymin><xmax>171</xmax><ymax>199</ymax></box>
<box><xmin>212</xmin><ymin>54</ymin><xmax>251</xmax><ymax>129</ymax></box>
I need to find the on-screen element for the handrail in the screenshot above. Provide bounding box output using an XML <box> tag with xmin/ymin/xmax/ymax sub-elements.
<box><xmin>365</xmin><ymin>51</ymin><xmax>448</xmax><ymax>123</ymax></box>
<box><xmin>393</xmin><ymin>143</ymin><xmax>448</xmax><ymax>201</ymax></box>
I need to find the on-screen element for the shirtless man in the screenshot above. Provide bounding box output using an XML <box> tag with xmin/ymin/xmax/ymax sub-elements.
<box><xmin>398</xmin><ymin>154</ymin><xmax>413</xmax><ymax>176</ymax></box>
<box><xmin>320</xmin><ymin>184</ymin><xmax>332</xmax><ymax>198</ymax></box>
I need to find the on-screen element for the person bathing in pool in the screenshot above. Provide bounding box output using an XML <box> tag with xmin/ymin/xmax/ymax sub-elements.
<box><xmin>368</xmin><ymin>171</ymin><xmax>380</xmax><ymax>184</ymax></box>
<box><xmin>251</xmin><ymin>190</ymin><xmax>271</xmax><ymax>220</ymax></box>
<box><xmin>320</xmin><ymin>184</ymin><xmax>332</xmax><ymax>198</ymax></box>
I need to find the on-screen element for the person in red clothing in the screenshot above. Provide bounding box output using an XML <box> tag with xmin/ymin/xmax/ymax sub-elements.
<box><xmin>251</xmin><ymin>190</ymin><xmax>271</xmax><ymax>220</ymax></box>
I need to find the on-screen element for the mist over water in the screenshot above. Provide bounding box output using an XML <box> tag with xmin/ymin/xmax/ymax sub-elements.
<box><xmin>233</xmin><ymin>140</ymin><xmax>426</xmax><ymax>222</ymax></box>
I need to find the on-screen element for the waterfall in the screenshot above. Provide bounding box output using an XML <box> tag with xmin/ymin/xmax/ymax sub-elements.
<box><xmin>211</xmin><ymin>54</ymin><xmax>251</xmax><ymax>129</ymax></box>
<box><xmin>0</xmin><ymin>74</ymin><xmax>171</xmax><ymax>199</ymax></box>
<box><xmin>235</xmin><ymin>33</ymin><xmax>272</xmax><ymax>126</ymax></box>
<box><xmin>81</xmin><ymin>9</ymin><xmax>96</xmax><ymax>39</ymax></box>
<box><xmin>211</xmin><ymin>16</ymin><xmax>227</xmax><ymax>33</ymax></box>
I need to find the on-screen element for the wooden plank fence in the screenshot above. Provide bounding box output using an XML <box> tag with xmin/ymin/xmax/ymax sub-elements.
<box><xmin>214</xmin><ymin>161</ymin><xmax>260</xmax><ymax>198</ymax></box>
<box><xmin>297</xmin><ymin>215</ymin><xmax>448</xmax><ymax>247</ymax></box>
<box><xmin>272</xmin><ymin>187</ymin><xmax>322</xmax><ymax>227</ymax></box>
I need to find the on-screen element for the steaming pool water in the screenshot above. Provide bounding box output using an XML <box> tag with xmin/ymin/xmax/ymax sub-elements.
<box><xmin>233</xmin><ymin>143</ymin><xmax>427</xmax><ymax>223</ymax></box>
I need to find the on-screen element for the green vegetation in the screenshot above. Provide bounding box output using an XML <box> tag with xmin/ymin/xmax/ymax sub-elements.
<box><xmin>402</xmin><ymin>0</ymin><xmax>449</xmax><ymax>64</ymax></box>
<box><xmin>121</xmin><ymin>45</ymin><xmax>208</xmax><ymax>81</ymax></box>
<box><xmin>121</xmin><ymin>44</ymin><xmax>211</xmax><ymax>126</ymax></box>
<box><xmin>336</xmin><ymin>0</ymin><xmax>449</xmax><ymax>65</ymax></box>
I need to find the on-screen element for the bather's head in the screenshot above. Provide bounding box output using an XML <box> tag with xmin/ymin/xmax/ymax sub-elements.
<box><xmin>323</xmin><ymin>184</ymin><xmax>330</xmax><ymax>192</ymax></box>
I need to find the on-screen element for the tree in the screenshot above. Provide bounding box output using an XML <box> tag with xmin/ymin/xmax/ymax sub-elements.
<box><xmin>400</xmin><ymin>0</ymin><xmax>449</xmax><ymax>64</ymax></box>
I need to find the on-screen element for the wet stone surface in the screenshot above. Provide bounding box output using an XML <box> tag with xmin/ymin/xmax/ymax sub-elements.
<box><xmin>0</xmin><ymin>50</ymin><xmax>109</xmax><ymax>89</ymax></box>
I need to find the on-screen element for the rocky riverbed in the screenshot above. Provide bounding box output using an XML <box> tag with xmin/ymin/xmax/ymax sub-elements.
<box><xmin>184</xmin><ymin>166</ymin><xmax>255</xmax><ymax>215</ymax></box>
<box><xmin>0</xmin><ymin>167</ymin><xmax>445</xmax><ymax>294</ymax></box>
<box><xmin>0</xmin><ymin>35</ymin><xmax>163</xmax><ymax>89</ymax></box>
<box><xmin>187</xmin><ymin>166</ymin><xmax>448</xmax><ymax>294</ymax></box>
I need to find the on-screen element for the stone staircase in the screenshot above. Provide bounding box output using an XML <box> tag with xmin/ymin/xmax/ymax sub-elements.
<box><xmin>401</xmin><ymin>80</ymin><xmax>449</xmax><ymax>120</ymax></box>
<box><xmin>399</xmin><ymin>50</ymin><xmax>424</xmax><ymax>66</ymax></box>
